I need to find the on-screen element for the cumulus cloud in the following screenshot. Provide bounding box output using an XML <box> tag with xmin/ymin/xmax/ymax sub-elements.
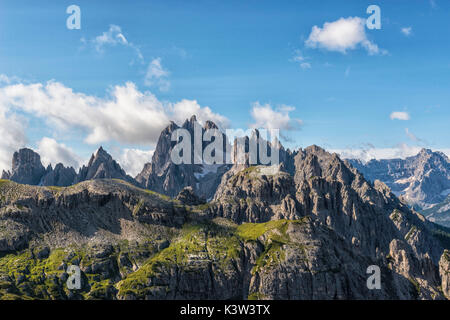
<box><xmin>113</xmin><ymin>148</ymin><xmax>154</xmax><ymax>177</ymax></box>
<box><xmin>250</xmin><ymin>102</ymin><xmax>302</xmax><ymax>131</ymax></box>
<box><xmin>144</xmin><ymin>58</ymin><xmax>170</xmax><ymax>91</ymax></box>
<box><xmin>0</xmin><ymin>74</ymin><xmax>24</xmax><ymax>85</ymax></box>
<box><xmin>0</xmin><ymin>80</ymin><xmax>228</xmax><ymax>147</ymax></box>
<box><xmin>390</xmin><ymin>111</ymin><xmax>410</xmax><ymax>121</ymax></box>
<box><xmin>0</xmin><ymin>107</ymin><xmax>27</xmax><ymax>173</ymax></box>
<box><xmin>401</xmin><ymin>27</ymin><xmax>412</xmax><ymax>36</ymax></box>
<box><xmin>305</xmin><ymin>17</ymin><xmax>386</xmax><ymax>55</ymax></box>
<box><xmin>171</xmin><ymin>99</ymin><xmax>230</xmax><ymax>129</ymax></box>
<box><xmin>37</xmin><ymin>137</ymin><xmax>81</xmax><ymax>169</ymax></box>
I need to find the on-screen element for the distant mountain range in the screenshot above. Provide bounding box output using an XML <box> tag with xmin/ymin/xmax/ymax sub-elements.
<box><xmin>1</xmin><ymin>146</ymin><xmax>135</xmax><ymax>188</ymax></box>
<box><xmin>2</xmin><ymin>117</ymin><xmax>450</xmax><ymax>229</ymax></box>
<box><xmin>347</xmin><ymin>149</ymin><xmax>450</xmax><ymax>227</ymax></box>
<box><xmin>0</xmin><ymin>116</ymin><xmax>449</xmax><ymax>300</ymax></box>
<box><xmin>422</xmin><ymin>195</ymin><xmax>450</xmax><ymax>227</ymax></box>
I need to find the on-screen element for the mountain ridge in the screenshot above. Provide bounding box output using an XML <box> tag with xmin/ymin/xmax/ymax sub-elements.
<box><xmin>348</xmin><ymin>148</ymin><xmax>450</xmax><ymax>208</ymax></box>
<box><xmin>1</xmin><ymin>146</ymin><xmax>138</xmax><ymax>189</ymax></box>
<box><xmin>0</xmin><ymin>117</ymin><xmax>449</xmax><ymax>300</ymax></box>
<box><xmin>0</xmin><ymin>148</ymin><xmax>449</xmax><ymax>299</ymax></box>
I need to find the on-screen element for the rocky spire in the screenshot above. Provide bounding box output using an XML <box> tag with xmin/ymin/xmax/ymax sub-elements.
<box><xmin>75</xmin><ymin>147</ymin><xmax>136</xmax><ymax>184</ymax></box>
<box><xmin>3</xmin><ymin>148</ymin><xmax>46</xmax><ymax>185</ymax></box>
<box><xmin>135</xmin><ymin>115</ymin><xmax>230</xmax><ymax>199</ymax></box>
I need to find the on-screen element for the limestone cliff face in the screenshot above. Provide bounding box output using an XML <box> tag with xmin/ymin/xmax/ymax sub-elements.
<box><xmin>207</xmin><ymin>145</ymin><xmax>449</xmax><ymax>299</ymax></box>
<box><xmin>1</xmin><ymin>148</ymin><xmax>46</xmax><ymax>185</ymax></box>
<box><xmin>0</xmin><ymin>179</ymin><xmax>186</xmax><ymax>253</ymax></box>
<box><xmin>212</xmin><ymin>165</ymin><xmax>300</xmax><ymax>223</ymax></box>
<box><xmin>136</xmin><ymin>116</ymin><xmax>230</xmax><ymax>200</ymax></box>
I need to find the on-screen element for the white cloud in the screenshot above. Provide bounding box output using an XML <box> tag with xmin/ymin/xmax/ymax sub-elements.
<box><xmin>144</xmin><ymin>58</ymin><xmax>170</xmax><ymax>91</ymax></box>
<box><xmin>305</xmin><ymin>17</ymin><xmax>386</xmax><ymax>55</ymax></box>
<box><xmin>390</xmin><ymin>111</ymin><xmax>410</xmax><ymax>121</ymax></box>
<box><xmin>334</xmin><ymin>143</ymin><xmax>450</xmax><ymax>162</ymax></box>
<box><xmin>88</xmin><ymin>25</ymin><xmax>143</xmax><ymax>62</ymax></box>
<box><xmin>37</xmin><ymin>137</ymin><xmax>81</xmax><ymax>169</ymax></box>
<box><xmin>291</xmin><ymin>50</ymin><xmax>312</xmax><ymax>69</ymax></box>
<box><xmin>300</xmin><ymin>62</ymin><xmax>311</xmax><ymax>69</ymax></box>
<box><xmin>250</xmin><ymin>102</ymin><xmax>302</xmax><ymax>131</ymax></box>
<box><xmin>0</xmin><ymin>74</ymin><xmax>25</xmax><ymax>86</ymax></box>
<box><xmin>0</xmin><ymin>107</ymin><xmax>27</xmax><ymax>174</ymax></box>
<box><xmin>332</xmin><ymin>144</ymin><xmax>425</xmax><ymax>162</ymax></box>
<box><xmin>93</xmin><ymin>25</ymin><xmax>128</xmax><ymax>50</ymax></box>
<box><xmin>171</xmin><ymin>99</ymin><xmax>230</xmax><ymax>129</ymax></box>
<box><xmin>292</xmin><ymin>52</ymin><xmax>305</xmax><ymax>62</ymax></box>
<box><xmin>0</xmin><ymin>80</ymin><xmax>228</xmax><ymax>147</ymax></box>
<box><xmin>401</xmin><ymin>27</ymin><xmax>412</xmax><ymax>36</ymax></box>
<box><xmin>113</xmin><ymin>148</ymin><xmax>154</xmax><ymax>177</ymax></box>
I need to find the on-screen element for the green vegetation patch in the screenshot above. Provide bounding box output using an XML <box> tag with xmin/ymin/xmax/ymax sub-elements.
<box><xmin>0</xmin><ymin>179</ymin><xmax>10</xmax><ymax>187</ymax></box>
<box><xmin>0</xmin><ymin>248</ymin><xmax>67</xmax><ymax>299</ymax></box>
<box><xmin>236</xmin><ymin>218</ymin><xmax>310</xmax><ymax>275</ymax></box>
<box><xmin>247</xmin><ymin>292</ymin><xmax>267</xmax><ymax>300</ymax></box>
<box><xmin>236</xmin><ymin>218</ymin><xmax>308</xmax><ymax>242</ymax></box>
<box><xmin>117</xmin><ymin>221</ymin><xmax>242</xmax><ymax>299</ymax></box>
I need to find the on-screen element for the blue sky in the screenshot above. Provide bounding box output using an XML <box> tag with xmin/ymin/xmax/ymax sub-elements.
<box><xmin>0</xmin><ymin>0</ymin><xmax>449</xmax><ymax>175</ymax></box>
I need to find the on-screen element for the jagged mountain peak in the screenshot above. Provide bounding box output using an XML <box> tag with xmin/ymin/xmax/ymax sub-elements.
<box><xmin>181</xmin><ymin>114</ymin><xmax>200</xmax><ymax>131</ymax></box>
<box><xmin>137</xmin><ymin>115</ymin><xmax>230</xmax><ymax>199</ymax></box>
<box><xmin>90</xmin><ymin>146</ymin><xmax>112</xmax><ymax>163</ymax></box>
<box><xmin>1</xmin><ymin>137</ymin><xmax>449</xmax><ymax>300</ymax></box>
<box><xmin>1</xmin><ymin>145</ymin><xmax>138</xmax><ymax>188</ymax></box>
<box><xmin>77</xmin><ymin>146</ymin><xmax>135</xmax><ymax>185</ymax></box>
<box><xmin>2</xmin><ymin>148</ymin><xmax>46</xmax><ymax>185</ymax></box>
<box><xmin>348</xmin><ymin>148</ymin><xmax>450</xmax><ymax>211</ymax></box>
<box><xmin>418</xmin><ymin>148</ymin><xmax>434</xmax><ymax>156</ymax></box>
<box><xmin>204</xmin><ymin>120</ymin><xmax>219</xmax><ymax>130</ymax></box>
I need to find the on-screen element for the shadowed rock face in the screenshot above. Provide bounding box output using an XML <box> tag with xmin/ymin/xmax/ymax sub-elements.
<box><xmin>136</xmin><ymin>116</ymin><xmax>231</xmax><ymax>200</ymax></box>
<box><xmin>348</xmin><ymin>149</ymin><xmax>450</xmax><ymax>209</ymax></box>
<box><xmin>75</xmin><ymin>147</ymin><xmax>136</xmax><ymax>184</ymax></box>
<box><xmin>176</xmin><ymin>186</ymin><xmax>205</xmax><ymax>205</ymax></box>
<box><xmin>1</xmin><ymin>148</ymin><xmax>46</xmax><ymax>185</ymax></box>
<box><xmin>40</xmin><ymin>164</ymin><xmax>77</xmax><ymax>187</ymax></box>
<box><xmin>207</xmin><ymin>146</ymin><xmax>450</xmax><ymax>299</ymax></box>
